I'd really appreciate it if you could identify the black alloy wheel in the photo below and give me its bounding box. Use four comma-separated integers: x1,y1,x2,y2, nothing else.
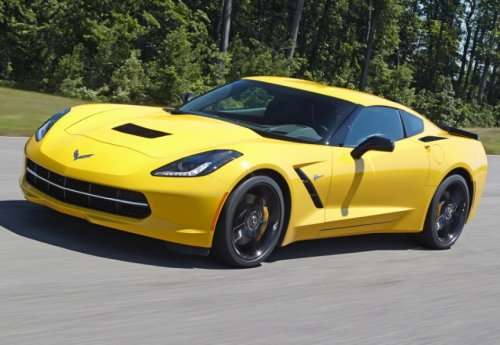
213,175,285,267
419,174,470,249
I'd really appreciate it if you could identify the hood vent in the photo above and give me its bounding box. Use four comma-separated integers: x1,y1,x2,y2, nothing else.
113,123,171,138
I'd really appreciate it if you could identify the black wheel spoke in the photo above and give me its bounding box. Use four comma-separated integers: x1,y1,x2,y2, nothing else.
244,193,257,205
236,209,248,220
232,222,245,232
233,229,243,244
441,191,451,204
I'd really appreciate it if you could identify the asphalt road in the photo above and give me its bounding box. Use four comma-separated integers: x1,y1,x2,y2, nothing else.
1,136,499,345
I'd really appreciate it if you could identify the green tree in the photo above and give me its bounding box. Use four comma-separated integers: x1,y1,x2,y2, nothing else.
0,0,498,125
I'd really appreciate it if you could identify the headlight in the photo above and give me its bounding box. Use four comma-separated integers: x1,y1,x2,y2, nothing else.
35,108,71,141
152,150,242,177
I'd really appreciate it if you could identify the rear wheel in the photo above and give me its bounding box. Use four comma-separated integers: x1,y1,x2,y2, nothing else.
419,174,470,249
213,176,285,267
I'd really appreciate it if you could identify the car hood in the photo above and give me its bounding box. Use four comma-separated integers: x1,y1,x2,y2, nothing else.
65,106,259,158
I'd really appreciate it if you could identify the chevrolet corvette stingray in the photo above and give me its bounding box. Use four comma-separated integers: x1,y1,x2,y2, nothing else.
21,77,488,267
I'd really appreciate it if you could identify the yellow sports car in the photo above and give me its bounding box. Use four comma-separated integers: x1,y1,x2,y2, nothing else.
21,77,488,267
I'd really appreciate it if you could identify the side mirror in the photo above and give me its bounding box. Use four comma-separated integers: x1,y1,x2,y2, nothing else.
179,92,194,105
351,135,395,159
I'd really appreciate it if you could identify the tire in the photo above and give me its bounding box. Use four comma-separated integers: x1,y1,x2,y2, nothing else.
419,174,471,249
213,175,286,267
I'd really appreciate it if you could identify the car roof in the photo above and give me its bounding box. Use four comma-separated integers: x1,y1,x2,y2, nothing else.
244,76,422,117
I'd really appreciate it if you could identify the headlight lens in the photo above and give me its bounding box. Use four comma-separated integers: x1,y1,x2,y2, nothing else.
35,108,71,141
152,150,242,177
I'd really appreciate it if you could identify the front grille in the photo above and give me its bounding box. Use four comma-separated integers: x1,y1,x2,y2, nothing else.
25,159,151,219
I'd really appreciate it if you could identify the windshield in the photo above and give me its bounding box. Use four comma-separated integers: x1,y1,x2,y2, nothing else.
178,80,358,143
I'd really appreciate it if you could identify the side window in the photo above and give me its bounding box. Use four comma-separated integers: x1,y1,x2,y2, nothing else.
401,111,424,137
344,106,404,147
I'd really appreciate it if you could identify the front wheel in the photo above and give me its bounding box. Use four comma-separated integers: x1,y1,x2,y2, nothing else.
213,176,286,267
419,174,470,249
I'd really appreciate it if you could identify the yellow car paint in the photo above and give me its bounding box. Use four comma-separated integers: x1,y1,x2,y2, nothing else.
20,77,488,251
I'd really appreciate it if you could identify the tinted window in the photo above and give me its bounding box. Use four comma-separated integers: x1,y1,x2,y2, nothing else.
401,111,424,137
205,85,273,116
344,106,404,147
179,80,357,143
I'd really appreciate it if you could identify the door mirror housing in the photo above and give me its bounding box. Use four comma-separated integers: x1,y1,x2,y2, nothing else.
351,135,395,159
179,92,194,105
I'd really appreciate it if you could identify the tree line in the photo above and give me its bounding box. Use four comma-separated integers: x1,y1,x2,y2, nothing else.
0,0,499,126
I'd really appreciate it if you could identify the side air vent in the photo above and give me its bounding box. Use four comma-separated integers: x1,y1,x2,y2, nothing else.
113,123,170,138
419,136,447,143
294,168,324,208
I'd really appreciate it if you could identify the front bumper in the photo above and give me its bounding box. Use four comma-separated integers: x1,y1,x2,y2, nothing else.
21,148,231,249
21,177,221,249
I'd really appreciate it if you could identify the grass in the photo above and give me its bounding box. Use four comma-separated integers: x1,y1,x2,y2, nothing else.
468,128,500,155
0,86,499,154
0,87,86,136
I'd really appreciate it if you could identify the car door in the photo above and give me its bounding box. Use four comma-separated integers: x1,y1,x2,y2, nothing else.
322,106,430,237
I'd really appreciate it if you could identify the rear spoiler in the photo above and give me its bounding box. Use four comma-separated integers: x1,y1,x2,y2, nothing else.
437,124,479,140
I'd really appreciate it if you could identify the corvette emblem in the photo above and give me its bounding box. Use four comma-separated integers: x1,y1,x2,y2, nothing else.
73,149,94,161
